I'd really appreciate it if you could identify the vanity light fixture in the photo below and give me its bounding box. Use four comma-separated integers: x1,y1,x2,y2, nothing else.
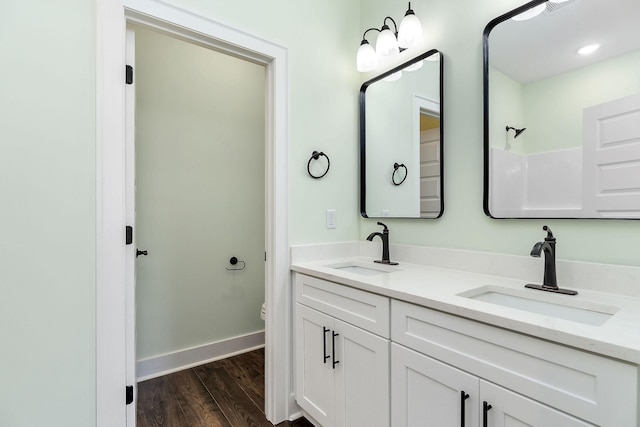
511,3,546,21
376,22,400,62
397,3,423,48
357,2,424,72
578,43,600,55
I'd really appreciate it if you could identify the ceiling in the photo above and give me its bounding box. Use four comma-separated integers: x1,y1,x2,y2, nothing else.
489,0,640,84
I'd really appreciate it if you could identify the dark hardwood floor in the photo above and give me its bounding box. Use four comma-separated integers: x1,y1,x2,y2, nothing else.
137,348,313,427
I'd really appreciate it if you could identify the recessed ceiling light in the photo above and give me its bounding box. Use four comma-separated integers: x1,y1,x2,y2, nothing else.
578,43,600,55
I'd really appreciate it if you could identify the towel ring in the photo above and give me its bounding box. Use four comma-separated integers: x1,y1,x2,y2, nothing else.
392,163,408,186
307,151,330,179
226,256,246,271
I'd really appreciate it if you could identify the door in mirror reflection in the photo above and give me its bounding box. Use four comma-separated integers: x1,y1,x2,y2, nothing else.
419,111,441,217
360,49,444,219
483,0,640,219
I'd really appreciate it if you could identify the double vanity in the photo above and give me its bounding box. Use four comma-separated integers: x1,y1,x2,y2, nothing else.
325,0,640,425
290,243,640,427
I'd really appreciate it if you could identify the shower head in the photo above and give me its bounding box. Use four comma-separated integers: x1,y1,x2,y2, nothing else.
506,126,526,139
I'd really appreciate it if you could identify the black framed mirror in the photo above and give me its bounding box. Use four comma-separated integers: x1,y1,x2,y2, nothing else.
360,49,444,218
483,0,640,219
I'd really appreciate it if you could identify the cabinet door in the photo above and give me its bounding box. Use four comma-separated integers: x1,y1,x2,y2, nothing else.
480,381,595,427
295,304,335,426
391,343,480,427
334,318,390,427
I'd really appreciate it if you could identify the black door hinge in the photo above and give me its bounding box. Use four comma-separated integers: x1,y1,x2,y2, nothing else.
125,226,133,245
126,385,134,405
126,65,133,85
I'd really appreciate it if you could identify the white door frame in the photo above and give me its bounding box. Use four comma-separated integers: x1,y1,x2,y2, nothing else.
96,1,292,426
124,27,136,424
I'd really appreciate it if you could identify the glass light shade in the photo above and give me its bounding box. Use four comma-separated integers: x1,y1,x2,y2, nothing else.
357,41,378,72
376,27,399,62
512,3,546,21
425,52,440,62
404,60,423,72
383,71,402,82
398,13,423,48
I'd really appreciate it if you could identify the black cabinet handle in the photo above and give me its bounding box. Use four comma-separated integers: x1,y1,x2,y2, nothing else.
483,401,492,427
332,331,340,369
460,391,470,427
322,327,330,364
136,249,148,258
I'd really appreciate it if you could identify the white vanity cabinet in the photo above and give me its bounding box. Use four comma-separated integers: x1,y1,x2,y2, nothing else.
392,344,594,426
294,273,390,427
292,270,638,427
391,343,480,426
478,381,594,427
391,300,638,427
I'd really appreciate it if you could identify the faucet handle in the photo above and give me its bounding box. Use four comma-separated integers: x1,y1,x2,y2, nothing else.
542,225,555,242
376,221,389,231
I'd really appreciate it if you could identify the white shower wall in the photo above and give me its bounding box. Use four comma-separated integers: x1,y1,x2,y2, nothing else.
491,147,582,217
525,148,582,213
490,148,525,216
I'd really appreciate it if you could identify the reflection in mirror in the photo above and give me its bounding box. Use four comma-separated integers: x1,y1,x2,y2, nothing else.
484,0,640,219
360,49,443,218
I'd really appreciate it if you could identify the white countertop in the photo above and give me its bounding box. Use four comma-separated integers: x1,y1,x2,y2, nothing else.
291,256,640,364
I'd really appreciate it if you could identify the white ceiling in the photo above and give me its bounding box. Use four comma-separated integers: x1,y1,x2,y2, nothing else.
489,0,640,83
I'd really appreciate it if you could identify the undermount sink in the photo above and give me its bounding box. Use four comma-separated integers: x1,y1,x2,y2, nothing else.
328,261,396,276
459,286,618,326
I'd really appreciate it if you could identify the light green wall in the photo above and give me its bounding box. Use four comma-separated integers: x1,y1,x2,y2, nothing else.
489,67,526,154
0,1,96,426
159,0,363,244
3,1,640,426
2,0,361,425
523,50,640,154
367,79,417,217
490,51,640,155
359,0,640,267
134,27,266,360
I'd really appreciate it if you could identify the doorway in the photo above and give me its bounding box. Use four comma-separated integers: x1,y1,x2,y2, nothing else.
96,2,292,425
419,111,441,218
130,23,267,382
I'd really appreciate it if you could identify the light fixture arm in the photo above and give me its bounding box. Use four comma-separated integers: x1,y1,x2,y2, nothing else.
361,27,381,44
382,16,399,36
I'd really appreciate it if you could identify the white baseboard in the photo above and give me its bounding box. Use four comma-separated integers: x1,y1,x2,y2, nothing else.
287,411,303,421
136,330,265,381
